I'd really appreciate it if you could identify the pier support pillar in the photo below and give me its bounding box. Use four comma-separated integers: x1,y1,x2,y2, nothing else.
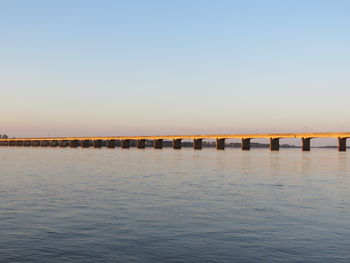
9,141,15,146
193,139,202,150
121,139,130,149
216,138,225,150
270,138,280,151
70,140,78,148
137,139,146,149
338,137,347,152
173,139,182,149
32,141,40,147
107,139,116,148
82,140,90,148
302,138,311,151
94,140,102,148
241,138,251,151
154,139,163,149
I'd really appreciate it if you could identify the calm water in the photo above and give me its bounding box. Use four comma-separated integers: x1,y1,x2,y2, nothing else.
0,147,349,262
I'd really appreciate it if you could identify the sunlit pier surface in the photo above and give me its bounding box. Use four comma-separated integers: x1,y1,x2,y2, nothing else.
0,132,349,152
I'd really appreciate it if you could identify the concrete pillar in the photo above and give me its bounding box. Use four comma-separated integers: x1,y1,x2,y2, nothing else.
338,137,347,152
241,138,251,151
270,138,280,151
302,137,311,151
94,140,102,148
121,139,130,149
9,141,16,146
82,140,90,148
154,139,163,149
137,139,146,149
50,140,59,147
32,141,40,147
4,141,9,146
107,139,116,148
40,141,49,147
216,138,225,150
16,141,24,146
193,139,202,150
173,139,182,149
70,140,78,148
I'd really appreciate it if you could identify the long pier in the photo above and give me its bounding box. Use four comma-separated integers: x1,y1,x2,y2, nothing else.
0,132,349,151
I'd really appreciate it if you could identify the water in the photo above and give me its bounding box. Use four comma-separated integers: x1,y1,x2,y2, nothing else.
0,147,350,262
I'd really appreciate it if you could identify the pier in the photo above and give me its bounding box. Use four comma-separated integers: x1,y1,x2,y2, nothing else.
0,132,349,151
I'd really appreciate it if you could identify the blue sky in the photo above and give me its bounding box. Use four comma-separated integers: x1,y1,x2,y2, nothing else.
1,0,350,138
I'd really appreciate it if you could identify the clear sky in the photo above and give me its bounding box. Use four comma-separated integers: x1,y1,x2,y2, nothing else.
1,0,350,138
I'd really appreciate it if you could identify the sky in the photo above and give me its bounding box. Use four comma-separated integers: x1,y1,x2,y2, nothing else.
1,0,350,140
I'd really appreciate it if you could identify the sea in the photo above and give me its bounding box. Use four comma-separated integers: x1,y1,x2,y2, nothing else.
0,147,349,262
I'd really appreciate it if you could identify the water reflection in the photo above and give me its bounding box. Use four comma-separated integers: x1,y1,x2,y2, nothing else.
0,148,349,262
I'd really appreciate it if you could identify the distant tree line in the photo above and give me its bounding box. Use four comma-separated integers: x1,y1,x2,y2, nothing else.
0,134,8,139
